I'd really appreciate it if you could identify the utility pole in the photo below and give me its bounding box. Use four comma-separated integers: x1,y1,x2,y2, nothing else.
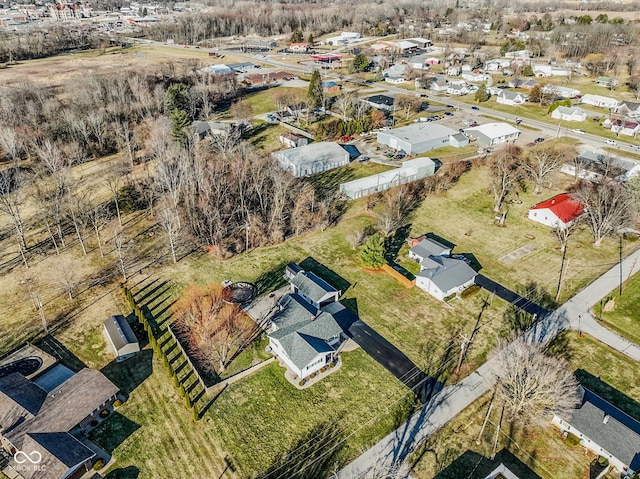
33,294,48,334
555,250,569,303
619,234,624,296
490,404,505,460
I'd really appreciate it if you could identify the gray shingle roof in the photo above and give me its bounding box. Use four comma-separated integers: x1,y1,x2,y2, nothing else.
290,271,338,303
417,256,476,292
565,388,640,470
410,238,450,259
26,432,95,468
6,369,119,446
268,294,344,370
104,315,138,352
0,373,47,431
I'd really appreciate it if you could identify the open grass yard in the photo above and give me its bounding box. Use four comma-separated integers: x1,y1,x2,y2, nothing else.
407,166,639,303
240,87,306,115
409,333,640,479
596,269,640,345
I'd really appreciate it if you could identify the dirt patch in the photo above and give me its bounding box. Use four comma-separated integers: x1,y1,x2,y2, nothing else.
498,242,537,264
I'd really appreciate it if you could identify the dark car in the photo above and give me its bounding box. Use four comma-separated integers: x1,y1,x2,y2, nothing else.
444,112,453,116
446,104,454,108
534,137,545,143
471,106,480,111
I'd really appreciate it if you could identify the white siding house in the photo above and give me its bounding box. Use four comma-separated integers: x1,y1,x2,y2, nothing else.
496,90,527,106
551,106,587,122
580,94,619,109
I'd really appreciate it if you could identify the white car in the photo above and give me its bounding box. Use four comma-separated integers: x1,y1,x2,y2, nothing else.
605,139,617,145
571,129,586,135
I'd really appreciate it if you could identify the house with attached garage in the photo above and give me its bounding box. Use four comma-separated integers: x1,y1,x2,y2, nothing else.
446,83,470,95
615,100,640,118
551,106,587,122
0,365,119,479
408,236,477,301
267,263,350,381
528,193,584,230
580,94,619,109
552,387,640,475
496,90,527,106
610,119,640,137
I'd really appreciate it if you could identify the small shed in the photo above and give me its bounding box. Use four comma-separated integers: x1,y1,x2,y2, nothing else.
103,315,140,362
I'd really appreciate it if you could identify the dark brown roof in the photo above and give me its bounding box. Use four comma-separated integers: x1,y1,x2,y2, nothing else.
6,369,119,446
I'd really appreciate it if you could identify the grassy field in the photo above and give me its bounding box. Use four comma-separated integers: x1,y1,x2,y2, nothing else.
596,269,640,345
409,333,640,479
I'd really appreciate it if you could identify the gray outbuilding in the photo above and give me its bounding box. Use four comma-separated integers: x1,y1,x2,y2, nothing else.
377,124,457,154
103,315,140,362
272,142,349,177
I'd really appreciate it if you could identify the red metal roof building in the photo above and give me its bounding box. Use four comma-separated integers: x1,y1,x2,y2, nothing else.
528,193,584,229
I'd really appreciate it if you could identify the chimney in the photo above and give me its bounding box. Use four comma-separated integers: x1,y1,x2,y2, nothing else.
551,198,556,204
310,315,316,321
603,414,610,424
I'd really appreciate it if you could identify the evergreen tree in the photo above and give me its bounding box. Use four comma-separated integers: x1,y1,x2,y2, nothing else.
475,83,489,102
350,52,369,73
290,30,303,43
179,384,186,398
192,405,199,422
522,64,534,77
307,69,324,109
360,233,386,269
307,33,314,45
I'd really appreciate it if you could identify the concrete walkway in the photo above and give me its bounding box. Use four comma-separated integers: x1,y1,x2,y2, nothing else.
338,248,640,478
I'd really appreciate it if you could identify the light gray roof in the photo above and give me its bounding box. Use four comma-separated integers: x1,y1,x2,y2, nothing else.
554,106,584,116
410,238,450,259
499,90,525,100
451,132,468,142
104,315,138,351
274,142,347,167
564,388,640,470
290,271,338,303
465,122,521,140
381,123,457,144
417,256,477,292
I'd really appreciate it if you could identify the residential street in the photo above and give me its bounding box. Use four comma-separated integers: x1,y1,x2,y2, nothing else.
337,248,640,478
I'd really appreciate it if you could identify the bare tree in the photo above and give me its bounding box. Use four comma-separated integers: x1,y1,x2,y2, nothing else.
113,226,127,281
158,201,180,263
333,92,354,121
489,145,522,213
495,337,580,424
521,144,568,195
0,168,28,264
172,283,257,373
52,255,80,300
572,181,633,246
104,160,129,227
0,125,22,165
395,94,421,120
87,200,109,257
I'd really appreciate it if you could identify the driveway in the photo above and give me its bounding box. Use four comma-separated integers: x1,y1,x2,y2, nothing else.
475,274,549,318
334,307,439,404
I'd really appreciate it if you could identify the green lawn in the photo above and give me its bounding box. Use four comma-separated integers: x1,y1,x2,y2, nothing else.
240,87,304,115
409,333,640,479
596,268,640,345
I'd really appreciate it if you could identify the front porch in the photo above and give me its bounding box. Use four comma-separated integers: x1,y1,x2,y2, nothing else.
280,356,342,389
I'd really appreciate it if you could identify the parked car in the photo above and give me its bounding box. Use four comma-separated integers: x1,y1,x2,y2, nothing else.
358,156,370,162
471,106,480,111
469,121,479,127
445,112,454,116
605,139,617,145
572,129,586,135
340,135,353,142
534,137,545,143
